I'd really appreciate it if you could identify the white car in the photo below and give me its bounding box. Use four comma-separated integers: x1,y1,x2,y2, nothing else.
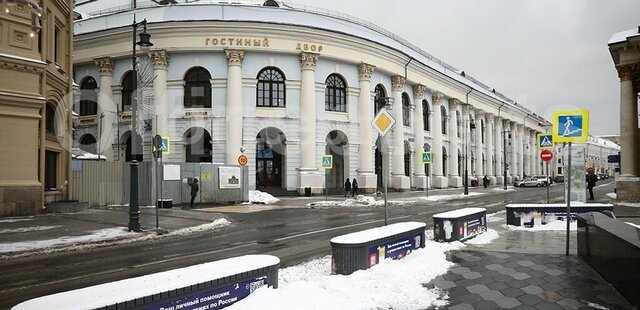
514,176,546,187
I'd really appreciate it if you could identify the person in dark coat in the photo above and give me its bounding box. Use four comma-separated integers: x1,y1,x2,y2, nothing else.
351,178,358,197
189,178,199,208
344,178,351,197
483,175,489,188
586,168,597,200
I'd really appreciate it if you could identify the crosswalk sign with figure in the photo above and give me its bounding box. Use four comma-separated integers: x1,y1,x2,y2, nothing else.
321,155,333,169
552,109,589,143
421,151,432,164
537,133,553,150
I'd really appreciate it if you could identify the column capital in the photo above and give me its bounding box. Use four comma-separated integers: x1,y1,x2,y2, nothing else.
616,64,637,81
475,109,485,118
391,75,405,92
149,49,170,69
225,49,245,66
432,91,444,105
449,98,460,109
299,52,319,70
412,84,428,99
94,57,114,75
357,63,375,81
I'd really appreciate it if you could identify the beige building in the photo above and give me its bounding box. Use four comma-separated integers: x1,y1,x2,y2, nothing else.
0,0,75,216
609,27,640,203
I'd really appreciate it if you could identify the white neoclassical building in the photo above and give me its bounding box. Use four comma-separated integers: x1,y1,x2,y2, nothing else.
552,136,620,178
72,1,548,194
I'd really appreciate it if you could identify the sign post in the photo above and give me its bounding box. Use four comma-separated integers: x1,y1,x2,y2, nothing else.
540,149,553,203
552,109,589,255
421,151,432,198
321,155,333,201
372,108,396,226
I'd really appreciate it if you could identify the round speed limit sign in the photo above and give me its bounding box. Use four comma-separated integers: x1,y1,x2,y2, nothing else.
238,154,248,166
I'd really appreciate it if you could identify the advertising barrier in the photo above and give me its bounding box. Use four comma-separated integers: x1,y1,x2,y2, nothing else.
432,208,487,242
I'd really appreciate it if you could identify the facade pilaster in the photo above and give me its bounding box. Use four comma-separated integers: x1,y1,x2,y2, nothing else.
495,116,504,184
390,75,409,190
356,63,377,193
297,52,323,194
615,64,640,202
474,110,484,178
94,57,115,160
486,113,495,184
448,99,462,187
412,84,428,189
225,49,245,165
150,50,169,137
431,92,448,188
510,121,518,180
523,128,531,177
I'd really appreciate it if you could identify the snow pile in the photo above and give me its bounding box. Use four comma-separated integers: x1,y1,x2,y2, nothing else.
486,211,506,223
420,192,484,201
0,225,61,234
249,190,280,204
626,222,640,229
606,192,616,199
307,195,382,208
464,229,499,245
0,219,231,256
0,217,33,223
493,187,516,191
506,220,577,231
230,240,465,310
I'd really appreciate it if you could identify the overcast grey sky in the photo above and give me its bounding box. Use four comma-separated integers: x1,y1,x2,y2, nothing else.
287,0,639,135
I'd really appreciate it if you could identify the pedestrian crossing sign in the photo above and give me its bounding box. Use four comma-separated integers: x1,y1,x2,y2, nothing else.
537,133,553,150
552,109,589,143
421,151,432,164
321,155,333,169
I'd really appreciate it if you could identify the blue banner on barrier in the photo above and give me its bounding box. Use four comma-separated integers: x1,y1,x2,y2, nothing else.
147,276,267,310
367,234,421,267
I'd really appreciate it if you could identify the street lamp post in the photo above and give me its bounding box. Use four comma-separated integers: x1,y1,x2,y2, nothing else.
128,18,153,232
464,117,476,195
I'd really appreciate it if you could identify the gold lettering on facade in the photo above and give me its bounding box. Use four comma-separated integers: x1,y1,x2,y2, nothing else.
220,38,226,45
253,39,261,47
228,38,234,45
205,38,210,45
295,42,323,53
263,38,269,47
245,39,252,46
205,37,270,47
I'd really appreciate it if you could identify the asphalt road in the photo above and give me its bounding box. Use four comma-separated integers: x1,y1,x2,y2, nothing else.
0,180,617,309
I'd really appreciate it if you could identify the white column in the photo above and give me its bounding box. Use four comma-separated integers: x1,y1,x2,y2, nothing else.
224,50,245,165
510,121,518,180
150,50,169,136
356,63,377,193
448,99,462,187
431,92,448,188
474,110,484,179
390,75,409,190
618,66,639,177
530,130,537,175
518,125,525,178
523,128,531,176
412,84,427,189
486,113,495,184
495,116,504,184
94,57,115,160
298,52,323,194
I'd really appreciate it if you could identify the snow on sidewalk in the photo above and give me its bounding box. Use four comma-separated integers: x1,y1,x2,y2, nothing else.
247,190,280,205
505,220,577,231
0,218,231,256
230,239,465,310
418,192,485,202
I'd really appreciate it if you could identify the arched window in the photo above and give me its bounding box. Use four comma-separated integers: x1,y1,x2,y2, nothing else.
79,134,97,154
442,146,448,176
185,127,212,163
79,77,97,116
256,67,286,107
402,92,410,126
121,71,134,111
45,103,56,135
374,84,386,116
325,74,347,112
440,105,447,135
423,100,429,131
481,119,486,143
184,67,212,108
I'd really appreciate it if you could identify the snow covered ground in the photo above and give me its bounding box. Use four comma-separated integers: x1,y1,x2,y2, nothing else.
418,192,485,201
0,219,231,256
493,187,516,191
230,239,465,310
248,190,280,204
606,192,616,199
505,220,577,231
486,210,506,223
464,229,500,245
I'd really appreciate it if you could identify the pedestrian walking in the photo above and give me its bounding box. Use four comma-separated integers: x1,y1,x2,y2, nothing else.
344,178,351,197
586,168,597,200
483,175,489,188
351,178,358,197
189,178,199,208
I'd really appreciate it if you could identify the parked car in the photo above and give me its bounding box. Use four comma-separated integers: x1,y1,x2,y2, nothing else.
597,173,608,180
514,176,547,187
531,175,551,186
553,175,565,183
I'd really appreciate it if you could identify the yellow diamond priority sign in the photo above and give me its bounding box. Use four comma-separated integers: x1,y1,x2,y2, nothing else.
372,108,396,136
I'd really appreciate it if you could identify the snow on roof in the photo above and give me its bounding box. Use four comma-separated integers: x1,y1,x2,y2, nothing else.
330,222,426,245
433,207,486,219
13,254,280,310
609,27,640,45
73,1,542,121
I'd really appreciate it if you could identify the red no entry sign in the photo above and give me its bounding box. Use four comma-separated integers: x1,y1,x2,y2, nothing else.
540,149,553,162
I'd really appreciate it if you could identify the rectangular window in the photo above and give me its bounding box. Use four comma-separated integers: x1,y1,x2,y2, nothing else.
54,26,60,63
45,151,58,191
557,167,562,175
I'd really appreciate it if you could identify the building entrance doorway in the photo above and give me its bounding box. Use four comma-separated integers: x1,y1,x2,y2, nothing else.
256,127,286,188
325,130,348,190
